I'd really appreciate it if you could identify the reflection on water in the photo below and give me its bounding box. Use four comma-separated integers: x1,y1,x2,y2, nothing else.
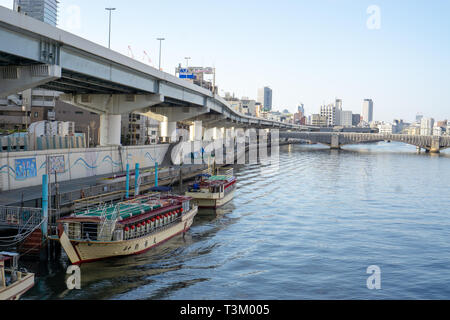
22,142,450,299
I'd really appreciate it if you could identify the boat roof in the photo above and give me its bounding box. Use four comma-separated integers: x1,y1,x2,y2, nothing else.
0,251,18,262
208,175,233,181
63,194,190,222
72,202,155,221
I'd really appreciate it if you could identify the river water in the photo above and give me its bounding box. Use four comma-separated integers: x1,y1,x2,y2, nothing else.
23,142,450,299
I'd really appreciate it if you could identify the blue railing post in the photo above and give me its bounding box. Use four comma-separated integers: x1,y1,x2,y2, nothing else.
155,162,158,187
42,174,48,239
134,163,140,197
125,163,130,198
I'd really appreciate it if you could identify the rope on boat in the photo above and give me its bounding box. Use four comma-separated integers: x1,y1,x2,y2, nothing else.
0,217,48,247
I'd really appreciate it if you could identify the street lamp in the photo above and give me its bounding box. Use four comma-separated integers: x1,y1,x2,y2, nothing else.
157,38,165,71
105,8,116,49
184,57,191,68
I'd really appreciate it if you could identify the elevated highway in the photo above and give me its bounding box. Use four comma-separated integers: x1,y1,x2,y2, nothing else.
0,6,315,146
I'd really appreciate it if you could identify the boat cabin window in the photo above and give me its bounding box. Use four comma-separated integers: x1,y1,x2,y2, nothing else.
82,223,98,240
182,200,190,212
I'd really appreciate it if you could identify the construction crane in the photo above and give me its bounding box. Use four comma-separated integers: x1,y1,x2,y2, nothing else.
142,50,152,66
127,45,135,59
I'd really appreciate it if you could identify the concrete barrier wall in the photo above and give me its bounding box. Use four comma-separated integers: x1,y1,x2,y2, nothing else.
0,144,169,191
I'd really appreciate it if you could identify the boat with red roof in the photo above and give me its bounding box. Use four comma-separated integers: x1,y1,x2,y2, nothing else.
49,192,197,264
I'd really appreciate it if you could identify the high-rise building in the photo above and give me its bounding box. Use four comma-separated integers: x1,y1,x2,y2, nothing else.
14,0,59,26
298,103,305,114
362,99,374,123
420,118,434,136
340,111,353,127
352,114,361,126
241,99,256,116
320,104,338,127
257,87,272,111
311,114,327,127
121,113,160,145
335,99,343,110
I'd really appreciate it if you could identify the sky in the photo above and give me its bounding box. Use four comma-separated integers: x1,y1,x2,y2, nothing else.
2,0,450,122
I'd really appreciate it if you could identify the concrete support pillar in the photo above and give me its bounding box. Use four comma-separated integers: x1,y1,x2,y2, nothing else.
203,127,216,141
100,114,121,146
430,136,441,153
189,121,203,141
330,134,341,149
160,120,177,143
212,127,219,140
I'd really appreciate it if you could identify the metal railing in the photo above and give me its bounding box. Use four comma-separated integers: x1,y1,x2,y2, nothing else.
0,206,42,230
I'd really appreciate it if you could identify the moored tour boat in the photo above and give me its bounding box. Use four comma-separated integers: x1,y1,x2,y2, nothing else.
185,168,237,208
49,193,197,265
0,252,35,300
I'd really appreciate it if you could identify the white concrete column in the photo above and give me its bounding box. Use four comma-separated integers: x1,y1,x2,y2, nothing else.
168,121,177,142
160,120,178,143
205,127,217,141
190,121,203,141
100,114,121,146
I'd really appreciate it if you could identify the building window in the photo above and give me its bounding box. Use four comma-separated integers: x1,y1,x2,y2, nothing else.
75,111,84,115
34,112,39,118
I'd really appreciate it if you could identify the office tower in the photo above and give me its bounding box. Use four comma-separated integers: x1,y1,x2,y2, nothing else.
335,99,343,110
352,114,361,126
320,104,338,127
420,118,434,136
362,99,374,123
257,87,273,111
14,0,59,26
340,111,353,127
311,114,327,127
298,103,305,114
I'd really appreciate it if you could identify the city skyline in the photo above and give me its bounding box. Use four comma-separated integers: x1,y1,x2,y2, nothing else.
0,0,449,122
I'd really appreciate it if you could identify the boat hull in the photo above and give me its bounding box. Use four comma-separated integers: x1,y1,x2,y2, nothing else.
0,273,34,300
187,189,235,208
54,207,197,265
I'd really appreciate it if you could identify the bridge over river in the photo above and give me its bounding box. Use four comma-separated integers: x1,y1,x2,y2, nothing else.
280,132,450,153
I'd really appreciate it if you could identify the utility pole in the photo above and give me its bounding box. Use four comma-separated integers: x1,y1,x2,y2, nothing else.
105,8,116,49
184,57,191,68
157,38,165,71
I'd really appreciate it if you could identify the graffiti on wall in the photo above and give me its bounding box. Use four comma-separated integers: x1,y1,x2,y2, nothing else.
15,158,37,180
48,155,65,174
